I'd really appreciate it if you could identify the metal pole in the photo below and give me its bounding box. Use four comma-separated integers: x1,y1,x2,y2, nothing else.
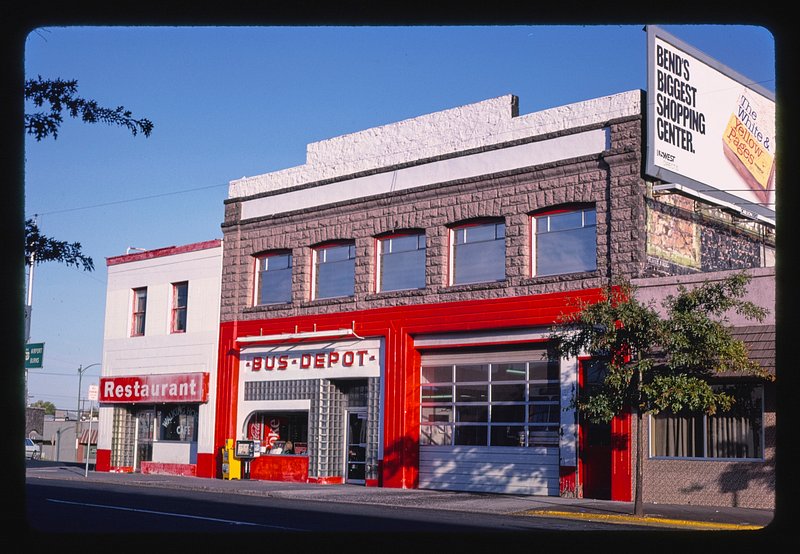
76,364,83,461
84,400,92,477
25,250,35,406
75,363,100,461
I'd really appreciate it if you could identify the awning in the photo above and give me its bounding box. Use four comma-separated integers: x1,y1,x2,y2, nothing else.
79,429,98,445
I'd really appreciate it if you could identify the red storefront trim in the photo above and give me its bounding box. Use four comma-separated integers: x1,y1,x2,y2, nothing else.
141,462,197,477
215,288,612,490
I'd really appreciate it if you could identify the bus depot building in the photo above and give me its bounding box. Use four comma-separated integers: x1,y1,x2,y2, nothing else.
212,83,775,506
95,240,223,477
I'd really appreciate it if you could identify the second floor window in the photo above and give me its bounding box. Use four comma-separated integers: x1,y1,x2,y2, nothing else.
255,252,293,305
171,281,188,333
377,232,426,292
532,207,597,277
450,221,505,285
314,242,356,300
131,287,147,336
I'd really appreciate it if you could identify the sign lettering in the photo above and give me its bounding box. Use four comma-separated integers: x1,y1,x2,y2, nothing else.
99,372,209,403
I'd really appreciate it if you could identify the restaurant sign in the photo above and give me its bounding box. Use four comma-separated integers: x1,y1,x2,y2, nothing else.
99,372,209,403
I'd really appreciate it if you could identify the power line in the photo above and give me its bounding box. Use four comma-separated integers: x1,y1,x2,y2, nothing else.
26,181,228,219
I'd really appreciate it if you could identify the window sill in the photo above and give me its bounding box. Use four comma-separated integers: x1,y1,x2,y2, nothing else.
648,455,765,462
244,302,293,315
446,280,506,293
301,296,356,308
523,269,600,285
366,288,427,301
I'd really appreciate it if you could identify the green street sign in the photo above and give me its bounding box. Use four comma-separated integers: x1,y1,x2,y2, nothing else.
25,343,44,369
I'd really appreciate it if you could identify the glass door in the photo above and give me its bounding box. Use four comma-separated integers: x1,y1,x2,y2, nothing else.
135,408,155,472
346,409,367,484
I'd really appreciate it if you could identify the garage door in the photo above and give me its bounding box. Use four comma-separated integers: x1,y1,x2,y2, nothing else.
418,346,562,495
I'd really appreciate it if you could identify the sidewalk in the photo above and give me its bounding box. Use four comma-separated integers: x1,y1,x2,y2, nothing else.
26,461,775,531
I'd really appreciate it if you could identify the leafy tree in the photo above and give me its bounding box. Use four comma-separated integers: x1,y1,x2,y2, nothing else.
31,400,56,415
24,76,154,141
25,218,93,271
549,272,772,516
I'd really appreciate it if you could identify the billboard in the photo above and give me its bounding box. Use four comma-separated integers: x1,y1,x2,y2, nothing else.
645,26,776,224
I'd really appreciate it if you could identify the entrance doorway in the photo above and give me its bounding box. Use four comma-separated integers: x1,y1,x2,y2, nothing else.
579,359,611,499
346,409,367,484
135,408,155,471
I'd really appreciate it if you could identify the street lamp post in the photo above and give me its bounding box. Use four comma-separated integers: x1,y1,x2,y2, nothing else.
76,363,101,461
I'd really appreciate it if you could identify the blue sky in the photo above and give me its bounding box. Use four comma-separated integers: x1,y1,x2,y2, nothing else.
23,25,776,411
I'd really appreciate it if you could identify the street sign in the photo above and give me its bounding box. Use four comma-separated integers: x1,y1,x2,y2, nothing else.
25,342,45,369
88,384,99,402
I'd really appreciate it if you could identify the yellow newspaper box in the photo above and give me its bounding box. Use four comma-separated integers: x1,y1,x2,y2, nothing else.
221,438,241,480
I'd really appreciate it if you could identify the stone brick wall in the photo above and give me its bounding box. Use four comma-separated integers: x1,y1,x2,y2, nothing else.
640,389,776,510
220,118,647,323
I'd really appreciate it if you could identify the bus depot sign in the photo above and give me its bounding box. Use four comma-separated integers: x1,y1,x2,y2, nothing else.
241,338,383,381
645,25,776,224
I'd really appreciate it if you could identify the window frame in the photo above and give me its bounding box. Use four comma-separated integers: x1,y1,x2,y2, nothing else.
448,219,506,286
312,241,357,300
531,205,597,277
649,383,765,461
170,281,188,334
253,250,293,306
420,354,561,448
375,231,426,293
131,287,147,337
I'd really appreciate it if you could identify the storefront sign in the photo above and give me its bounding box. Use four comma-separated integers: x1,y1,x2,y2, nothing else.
241,339,383,381
99,372,209,403
645,25,776,223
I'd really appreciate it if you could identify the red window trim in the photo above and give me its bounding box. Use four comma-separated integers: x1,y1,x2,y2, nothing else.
311,240,356,301
171,281,188,334
530,203,595,218
131,287,147,337
374,230,426,293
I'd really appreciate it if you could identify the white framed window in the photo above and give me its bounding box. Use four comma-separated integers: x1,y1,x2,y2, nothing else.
376,232,426,292
254,251,293,305
313,242,356,300
532,207,597,277
131,287,147,337
650,384,764,460
171,281,188,333
420,350,560,448
450,220,505,285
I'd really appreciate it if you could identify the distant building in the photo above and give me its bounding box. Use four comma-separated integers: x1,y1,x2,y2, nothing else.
95,240,222,477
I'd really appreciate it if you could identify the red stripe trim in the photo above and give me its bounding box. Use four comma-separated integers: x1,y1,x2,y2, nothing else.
107,239,222,266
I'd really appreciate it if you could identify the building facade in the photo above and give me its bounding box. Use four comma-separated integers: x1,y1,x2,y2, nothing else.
212,91,775,507
95,240,222,477
633,268,775,509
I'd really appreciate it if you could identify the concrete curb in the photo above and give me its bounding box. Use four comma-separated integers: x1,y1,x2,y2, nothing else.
519,510,766,531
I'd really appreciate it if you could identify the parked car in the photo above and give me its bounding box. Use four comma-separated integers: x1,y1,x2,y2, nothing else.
25,438,41,460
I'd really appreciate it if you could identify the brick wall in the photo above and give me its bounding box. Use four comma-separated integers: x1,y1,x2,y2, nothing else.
220,118,647,323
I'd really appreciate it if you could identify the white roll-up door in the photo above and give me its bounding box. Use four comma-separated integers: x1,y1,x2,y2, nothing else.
418,345,562,495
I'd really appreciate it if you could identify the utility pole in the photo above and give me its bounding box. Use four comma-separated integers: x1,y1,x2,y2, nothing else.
25,246,35,406
76,363,100,462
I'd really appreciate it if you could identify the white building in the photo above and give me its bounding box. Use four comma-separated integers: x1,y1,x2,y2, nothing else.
96,240,222,476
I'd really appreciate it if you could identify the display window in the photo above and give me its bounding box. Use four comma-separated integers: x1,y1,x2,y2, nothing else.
246,411,309,455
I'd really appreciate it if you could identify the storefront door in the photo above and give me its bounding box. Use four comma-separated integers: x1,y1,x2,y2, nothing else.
579,359,611,499
135,408,155,471
346,409,367,484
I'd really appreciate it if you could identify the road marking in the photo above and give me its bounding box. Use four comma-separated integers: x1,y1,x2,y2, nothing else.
47,498,305,531
520,509,765,531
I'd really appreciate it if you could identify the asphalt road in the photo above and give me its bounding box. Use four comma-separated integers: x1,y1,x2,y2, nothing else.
28,477,651,535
